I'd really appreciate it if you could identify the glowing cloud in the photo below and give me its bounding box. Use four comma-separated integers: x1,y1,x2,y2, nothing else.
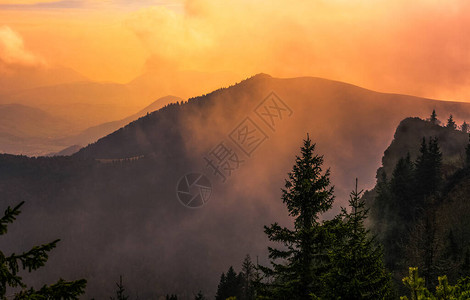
125,0,470,101
0,25,45,66
125,5,213,70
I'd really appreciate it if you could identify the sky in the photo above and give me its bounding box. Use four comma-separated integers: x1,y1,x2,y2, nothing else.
1,0,470,101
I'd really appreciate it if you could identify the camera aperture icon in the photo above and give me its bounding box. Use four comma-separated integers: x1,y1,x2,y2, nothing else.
176,173,212,208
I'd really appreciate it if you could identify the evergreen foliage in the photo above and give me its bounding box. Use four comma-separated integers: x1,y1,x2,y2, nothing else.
415,137,442,201
376,136,443,266
110,276,129,300
240,255,255,300
259,135,334,299
215,266,242,300
390,154,416,220
257,136,390,299
323,180,392,299
367,118,470,294
429,110,439,125
447,115,457,130
0,201,87,299
461,121,469,134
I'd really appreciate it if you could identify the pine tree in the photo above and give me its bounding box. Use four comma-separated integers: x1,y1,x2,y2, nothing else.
259,135,334,299
225,266,241,299
415,137,442,201
0,201,87,299
371,171,392,238
427,137,443,193
252,256,264,299
429,110,439,125
110,276,129,300
447,115,457,130
381,154,416,271
461,121,469,133
240,255,255,300
324,179,392,299
215,273,227,300
414,137,429,200
215,266,242,300
390,154,416,220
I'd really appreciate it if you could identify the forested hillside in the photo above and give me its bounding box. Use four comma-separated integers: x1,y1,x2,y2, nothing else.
365,113,470,294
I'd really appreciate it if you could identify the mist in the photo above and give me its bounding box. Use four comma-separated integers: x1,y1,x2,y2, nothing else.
3,75,470,298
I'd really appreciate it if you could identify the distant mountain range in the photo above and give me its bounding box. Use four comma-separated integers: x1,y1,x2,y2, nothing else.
0,65,88,94
4,81,139,128
0,103,72,138
0,65,239,155
53,95,182,154
0,67,240,130
2,74,470,298
0,96,180,156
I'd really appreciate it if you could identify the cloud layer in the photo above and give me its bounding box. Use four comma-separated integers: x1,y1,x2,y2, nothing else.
126,0,470,101
1,0,470,101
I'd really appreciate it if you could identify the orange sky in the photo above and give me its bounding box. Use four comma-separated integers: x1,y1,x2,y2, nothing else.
1,0,470,101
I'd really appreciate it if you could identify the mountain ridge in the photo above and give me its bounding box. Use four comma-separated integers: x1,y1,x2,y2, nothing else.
54,95,181,152
75,74,470,161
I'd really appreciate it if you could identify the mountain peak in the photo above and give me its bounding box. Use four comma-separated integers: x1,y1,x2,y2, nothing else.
251,73,272,79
